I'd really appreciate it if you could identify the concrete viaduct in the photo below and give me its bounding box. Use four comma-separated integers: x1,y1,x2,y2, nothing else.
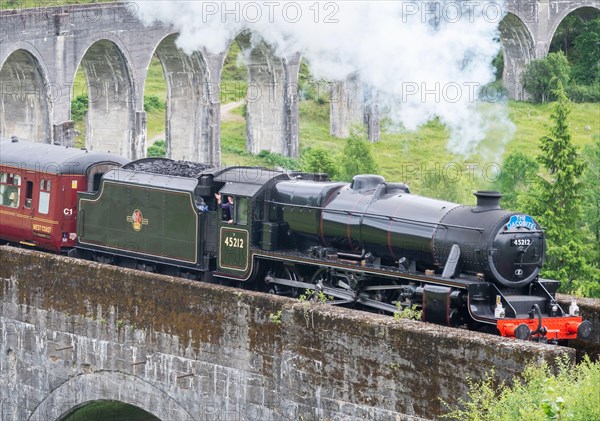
0,1,599,163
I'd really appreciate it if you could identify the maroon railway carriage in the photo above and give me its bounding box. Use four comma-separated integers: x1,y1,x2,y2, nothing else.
0,139,129,252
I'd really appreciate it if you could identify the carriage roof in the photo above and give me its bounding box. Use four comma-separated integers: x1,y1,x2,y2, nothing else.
0,140,129,175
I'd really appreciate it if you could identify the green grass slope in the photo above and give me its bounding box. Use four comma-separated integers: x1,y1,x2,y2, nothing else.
220,99,598,196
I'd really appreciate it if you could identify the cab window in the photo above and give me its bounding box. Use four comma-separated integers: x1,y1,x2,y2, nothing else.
254,200,264,221
38,179,51,214
0,172,21,208
236,197,248,226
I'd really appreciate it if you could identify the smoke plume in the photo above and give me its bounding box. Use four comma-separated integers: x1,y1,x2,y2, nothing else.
135,0,514,157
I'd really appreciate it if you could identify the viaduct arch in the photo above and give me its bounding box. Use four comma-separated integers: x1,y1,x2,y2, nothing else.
28,372,191,421
77,37,136,158
230,31,300,157
499,2,600,100
0,47,51,144
0,3,299,161
153,33,211,162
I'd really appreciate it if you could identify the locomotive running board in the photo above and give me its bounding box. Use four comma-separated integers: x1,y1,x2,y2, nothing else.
265,275,399,314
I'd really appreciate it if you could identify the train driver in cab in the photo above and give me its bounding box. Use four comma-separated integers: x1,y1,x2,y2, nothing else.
215,193,234,224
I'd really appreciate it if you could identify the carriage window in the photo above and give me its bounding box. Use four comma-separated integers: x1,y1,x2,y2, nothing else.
236,197,248,226
38,179,51,214
25,181,33,209
38,192,50,214
0,172,21,208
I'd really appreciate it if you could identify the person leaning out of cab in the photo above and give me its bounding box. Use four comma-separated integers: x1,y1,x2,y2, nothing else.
215,193,234,224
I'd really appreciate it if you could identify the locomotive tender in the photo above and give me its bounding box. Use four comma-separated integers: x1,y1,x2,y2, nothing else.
0,140,592,342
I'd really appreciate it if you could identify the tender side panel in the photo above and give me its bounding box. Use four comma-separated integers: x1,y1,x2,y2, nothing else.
78,182,199,263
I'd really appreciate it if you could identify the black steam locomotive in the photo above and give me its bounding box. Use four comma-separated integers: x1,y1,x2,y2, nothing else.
0,140,591,342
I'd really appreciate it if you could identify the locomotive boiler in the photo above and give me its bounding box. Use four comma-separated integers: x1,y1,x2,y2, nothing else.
272,175,545,288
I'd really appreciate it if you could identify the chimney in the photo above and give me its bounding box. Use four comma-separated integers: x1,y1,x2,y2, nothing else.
473,191,502,212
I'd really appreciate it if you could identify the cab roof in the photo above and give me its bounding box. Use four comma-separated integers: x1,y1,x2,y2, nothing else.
0,140,129,175
215,166,290,197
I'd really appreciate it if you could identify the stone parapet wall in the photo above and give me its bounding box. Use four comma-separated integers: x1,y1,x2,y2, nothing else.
0,247,574,420
557,294,600,360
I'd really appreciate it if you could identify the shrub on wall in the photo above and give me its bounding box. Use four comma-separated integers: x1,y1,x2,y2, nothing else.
442,356,600,421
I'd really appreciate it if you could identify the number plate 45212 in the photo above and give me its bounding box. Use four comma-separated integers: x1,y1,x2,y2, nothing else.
511,238,532,247
224,236,245,248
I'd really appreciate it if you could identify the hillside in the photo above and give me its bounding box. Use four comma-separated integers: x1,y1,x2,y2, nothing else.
219,99,598,199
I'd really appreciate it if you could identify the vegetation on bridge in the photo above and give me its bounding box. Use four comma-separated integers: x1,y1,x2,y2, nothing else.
0,0,113,9
443,355,600,421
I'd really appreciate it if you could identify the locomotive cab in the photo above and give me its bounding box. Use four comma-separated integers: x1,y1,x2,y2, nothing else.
212,167,290,278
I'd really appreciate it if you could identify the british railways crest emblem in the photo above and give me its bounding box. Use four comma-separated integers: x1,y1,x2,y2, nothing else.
126,209,149,232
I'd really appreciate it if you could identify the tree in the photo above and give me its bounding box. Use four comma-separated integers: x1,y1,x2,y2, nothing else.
300,147,339,179
339,128,379,181
256,150,299,170
521,52,570,103
419,168,476,204
493,152,539,210
522,82,598,294
582,137,600,269
571,18,600,85
70,94,88,121
143,95,165,112
147,140,166,157
492,50,504,81
549,15,582,59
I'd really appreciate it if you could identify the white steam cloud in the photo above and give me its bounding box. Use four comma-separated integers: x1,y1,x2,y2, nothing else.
135,0,515,157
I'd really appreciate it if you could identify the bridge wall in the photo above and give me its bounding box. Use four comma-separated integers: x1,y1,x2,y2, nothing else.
0,247,575,420
557,294,600,360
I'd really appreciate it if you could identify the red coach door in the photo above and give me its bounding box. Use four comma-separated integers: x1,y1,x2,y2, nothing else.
60,176,80,246
0,171,23,242
32,177,56,249
20,174,36,243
